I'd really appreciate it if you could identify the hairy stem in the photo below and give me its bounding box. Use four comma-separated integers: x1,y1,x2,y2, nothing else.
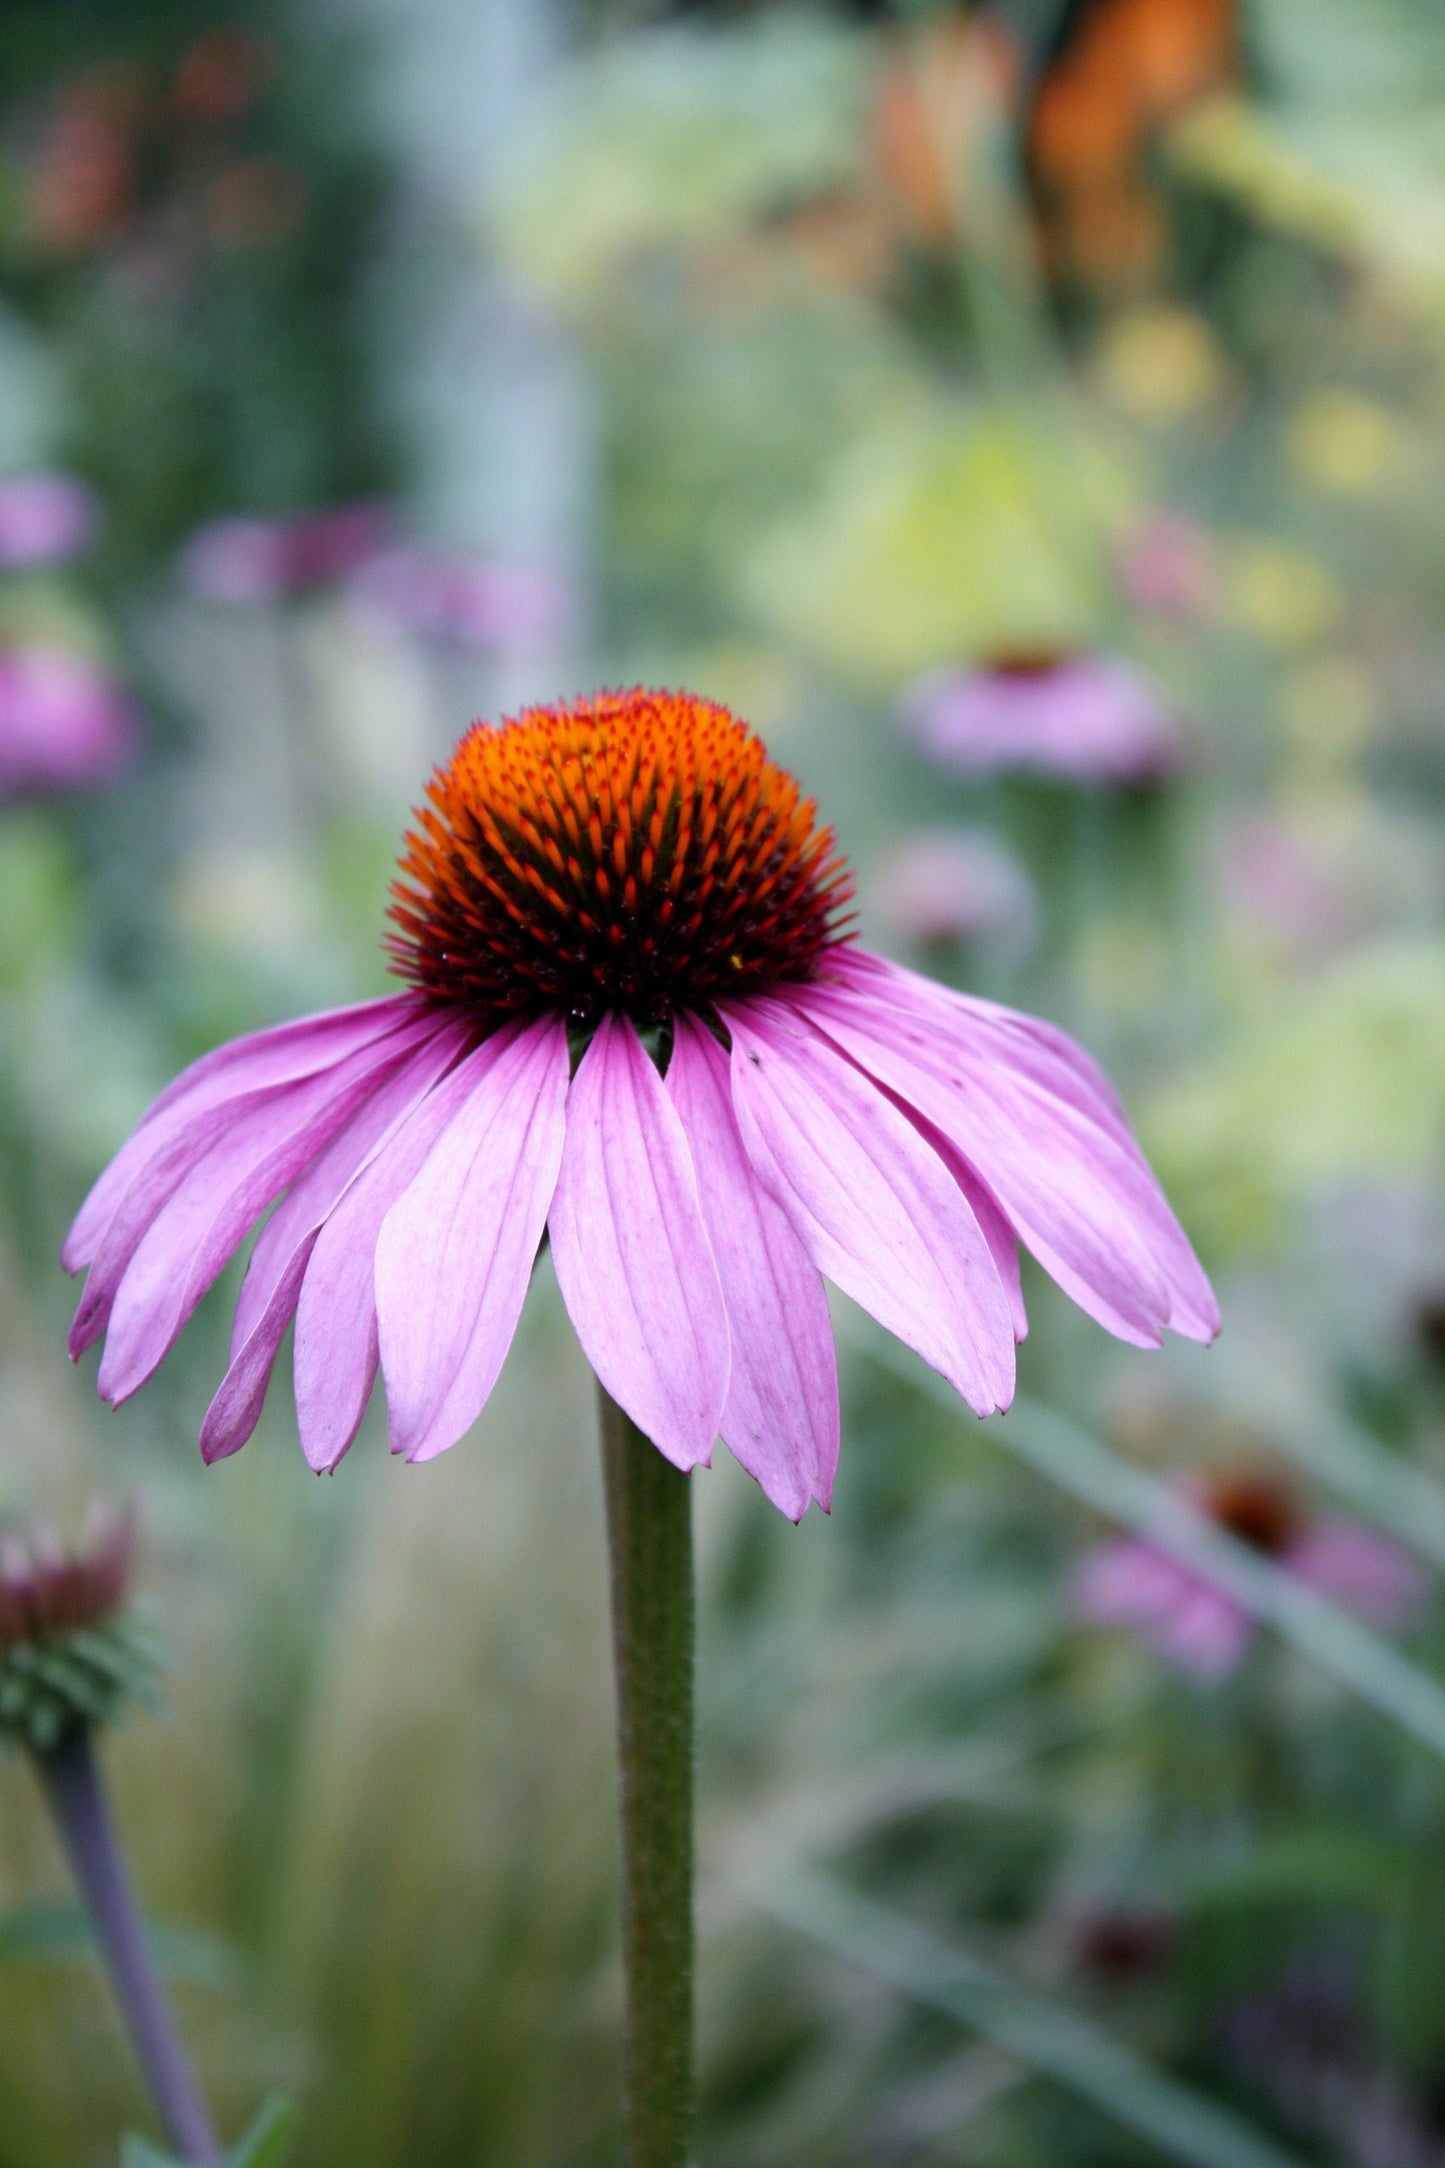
36,1729,221,2165
597,1383,695,2168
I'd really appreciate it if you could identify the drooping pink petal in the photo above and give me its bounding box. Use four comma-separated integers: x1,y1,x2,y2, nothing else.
796,967,1180,1347
291,1035,519,1472
667,1013,838,1519
93,1022,437,1405
232,1022,471,1351
722,998,1015,1418
198,1024,473,1464
375,1015,569,1463
71,1010,439,1362
930,1132,1027,1344
549,1013,729,1471
63,993,423,1272
824,951,1218,1341
199,1237,317,1465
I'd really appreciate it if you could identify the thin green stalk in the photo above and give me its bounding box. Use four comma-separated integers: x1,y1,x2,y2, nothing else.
597,1384,695,2168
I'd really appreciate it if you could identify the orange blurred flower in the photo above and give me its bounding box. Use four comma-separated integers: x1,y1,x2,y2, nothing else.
1027,0,1240,289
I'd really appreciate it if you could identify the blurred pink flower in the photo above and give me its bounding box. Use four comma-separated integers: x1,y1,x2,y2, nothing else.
347,545,570,651
904,653,1186,787
0,646,134,797
1217,815,1352,957
0,472,98,569
1073,1472,1425,1681
179,501,391,604
875,827,1037,957
63,689,1215,1520
1115,511,1220,624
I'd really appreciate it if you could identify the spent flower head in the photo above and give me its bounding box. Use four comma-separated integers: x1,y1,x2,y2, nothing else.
0,1505,158,1753
66,687,1216,1517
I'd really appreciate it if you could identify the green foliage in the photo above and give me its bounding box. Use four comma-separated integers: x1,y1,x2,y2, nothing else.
0,1616,162,1758
494,14,865,306
121,2095,296,2168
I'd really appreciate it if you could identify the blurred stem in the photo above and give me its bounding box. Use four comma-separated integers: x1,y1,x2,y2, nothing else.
597,1384,695,2168
34,1728,221,2166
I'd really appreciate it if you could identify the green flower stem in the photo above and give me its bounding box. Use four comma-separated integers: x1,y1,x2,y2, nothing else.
35,1728,221,2165
597,1384,695,2168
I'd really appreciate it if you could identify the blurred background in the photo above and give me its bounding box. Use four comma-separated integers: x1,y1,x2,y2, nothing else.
2,0,1444,2162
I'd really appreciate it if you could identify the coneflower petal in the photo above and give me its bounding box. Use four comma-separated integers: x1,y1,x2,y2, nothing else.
63,993,420,1273
376,1014,569,1464
292,1035,518,1472
798,970,1182,1346
200,1237,317,1465
94,1021,437,1405
549,1013,729,1471
199,1024,473,1465
824,953,1218,1341
667,1012,838,1519
723,999,1015,1418
232,1022,471,1353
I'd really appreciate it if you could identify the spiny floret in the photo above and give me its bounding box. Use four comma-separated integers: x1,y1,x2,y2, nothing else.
387,687,854,1025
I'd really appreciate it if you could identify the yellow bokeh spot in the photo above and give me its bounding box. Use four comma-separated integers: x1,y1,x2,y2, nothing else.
1225,539,1341,647
1075,913,1171,1021
1286,390,1411,496
1277,655,1378,762
1094,306,1227,424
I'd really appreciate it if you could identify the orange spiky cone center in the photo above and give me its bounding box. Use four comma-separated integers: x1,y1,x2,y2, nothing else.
387,687,854,1028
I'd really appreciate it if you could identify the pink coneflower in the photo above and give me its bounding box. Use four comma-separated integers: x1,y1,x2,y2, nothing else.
179,501,390,605
0,645,134,797
347,544,570,651
904,652,1186,787
874,826,1038,959
1073,1470,1424,1681
65,688,1215,1519
0,471,98,569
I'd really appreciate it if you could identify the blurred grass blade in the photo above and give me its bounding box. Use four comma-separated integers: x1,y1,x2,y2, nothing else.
744,1864,1317,2168
854,1329,1445,1762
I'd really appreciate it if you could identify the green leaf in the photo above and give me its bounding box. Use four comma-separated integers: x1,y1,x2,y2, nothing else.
120,2139,179,2168
0,1901,241,1990
226,2097,299,2168
119,2097,296,2168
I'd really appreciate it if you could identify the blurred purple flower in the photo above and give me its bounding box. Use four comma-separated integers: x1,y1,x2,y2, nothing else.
179,501,391,604
904,653,1186,788
0,472,99,570
875,827,1037,958
0,645,135,797
1073,1471,1425,1681
347,545,570,651
1115,511,1220,624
